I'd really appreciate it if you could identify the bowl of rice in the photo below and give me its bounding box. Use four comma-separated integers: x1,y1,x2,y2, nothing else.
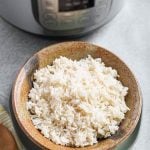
11,41,142,150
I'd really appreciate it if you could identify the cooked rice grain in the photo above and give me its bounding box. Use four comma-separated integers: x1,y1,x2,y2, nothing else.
27,55,129,147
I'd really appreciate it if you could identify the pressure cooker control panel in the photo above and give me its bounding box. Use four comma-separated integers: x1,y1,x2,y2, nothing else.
37,0,111,30
59,0,95,12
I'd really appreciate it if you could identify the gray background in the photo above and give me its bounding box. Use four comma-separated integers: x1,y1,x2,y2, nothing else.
0,0,149,149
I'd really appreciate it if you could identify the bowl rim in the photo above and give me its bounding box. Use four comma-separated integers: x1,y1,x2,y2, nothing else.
11,41,142,149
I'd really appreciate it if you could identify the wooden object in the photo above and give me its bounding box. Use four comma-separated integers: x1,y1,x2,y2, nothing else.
11,41,142,150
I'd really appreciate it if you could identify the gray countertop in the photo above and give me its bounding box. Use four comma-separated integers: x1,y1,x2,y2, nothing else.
0,0,150,149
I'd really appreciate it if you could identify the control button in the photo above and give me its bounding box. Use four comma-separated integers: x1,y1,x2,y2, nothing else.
61,19,74,25
44,21,57,27
43,18,57,28
76,10,93,27
59,17,74,26
45,7,54,12
62,13,73,17
42,12,57,27
78,16,92,26
43,13,57,20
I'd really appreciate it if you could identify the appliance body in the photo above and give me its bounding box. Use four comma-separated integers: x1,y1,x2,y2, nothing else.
0,0,124,36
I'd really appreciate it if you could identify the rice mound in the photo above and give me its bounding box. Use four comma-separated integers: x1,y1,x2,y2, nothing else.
27,55,129,147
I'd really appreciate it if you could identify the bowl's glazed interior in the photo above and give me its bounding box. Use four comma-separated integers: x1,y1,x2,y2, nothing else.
12,41,142,150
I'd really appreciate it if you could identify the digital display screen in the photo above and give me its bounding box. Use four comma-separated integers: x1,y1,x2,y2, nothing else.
59,0,95,12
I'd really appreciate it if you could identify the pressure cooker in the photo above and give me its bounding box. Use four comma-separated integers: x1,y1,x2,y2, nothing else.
0,0,124,36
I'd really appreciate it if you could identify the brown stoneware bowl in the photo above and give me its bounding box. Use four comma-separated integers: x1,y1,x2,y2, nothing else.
11,41,142,150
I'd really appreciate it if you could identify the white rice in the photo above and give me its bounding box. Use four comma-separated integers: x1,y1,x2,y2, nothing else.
26,55,129,147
